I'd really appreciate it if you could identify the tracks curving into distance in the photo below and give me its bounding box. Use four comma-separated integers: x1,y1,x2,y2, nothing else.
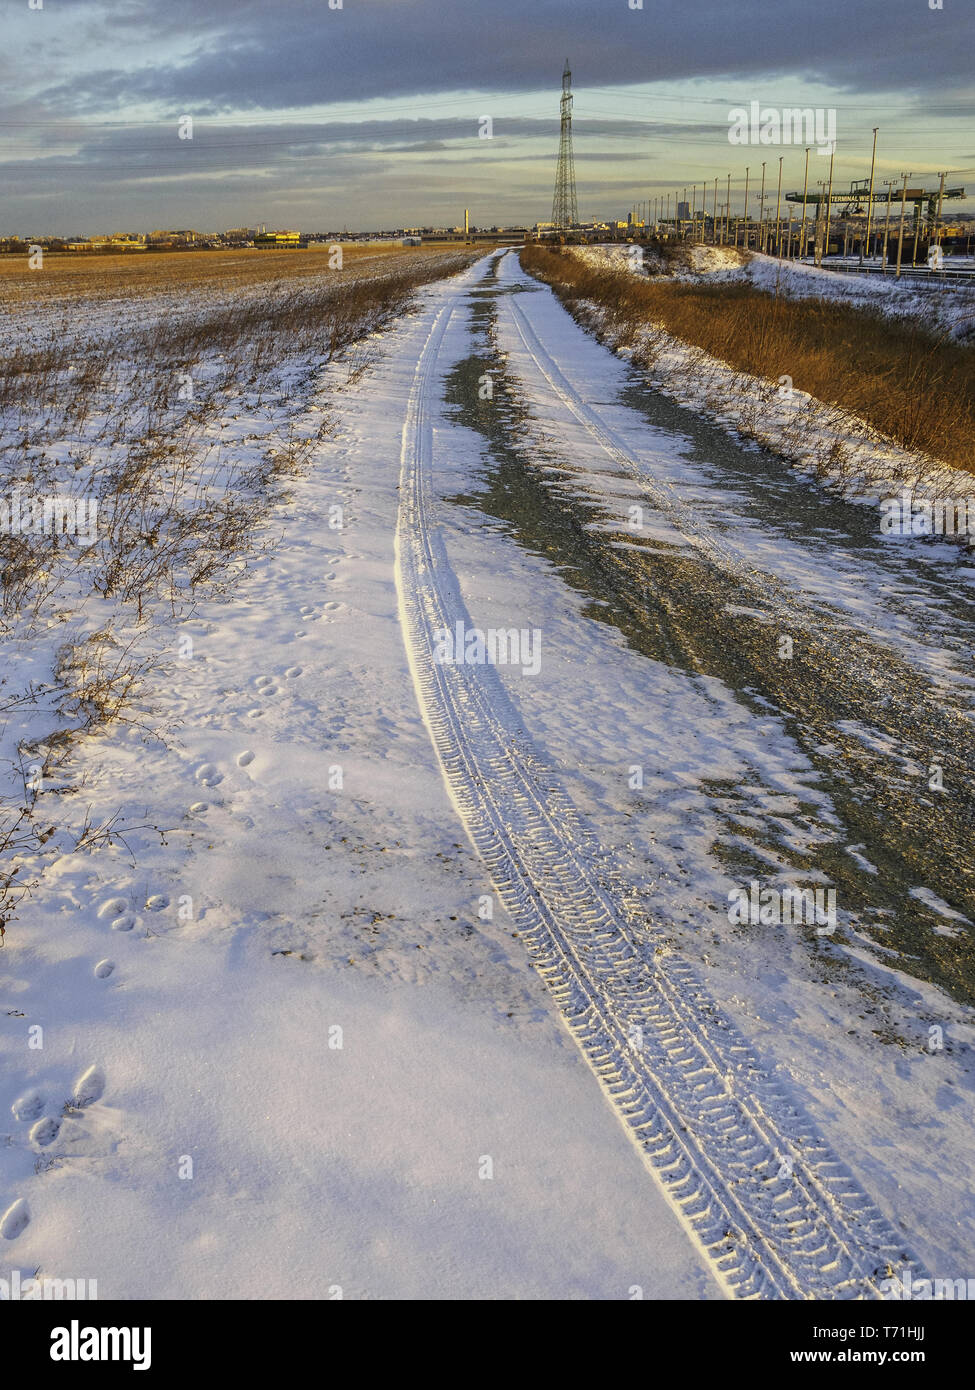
394,272,928,1299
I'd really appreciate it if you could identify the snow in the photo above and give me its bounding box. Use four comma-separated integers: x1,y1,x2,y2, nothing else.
687,245,749,275
6,947,715,1299
574,242,975,340
740,253,975,341
563,249,975,525
4,248,975,1298
488,252,975,1279
0,257,719,1299
573,244,648,276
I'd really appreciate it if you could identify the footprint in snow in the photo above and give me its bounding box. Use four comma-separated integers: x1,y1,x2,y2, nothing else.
97,896,129,921
188,802,208,815
285,666,303,679
194,762,223,787
110,913,136,932
0,1199,30,1241
93,959,115,979
30,1116,61,1148
72,1065,106,1108
146,894,170,911
237,750,255,768
11,1090,44,1122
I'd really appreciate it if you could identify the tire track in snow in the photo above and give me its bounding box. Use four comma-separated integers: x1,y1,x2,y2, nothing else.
501,269,975,721
394,283,929,1299
498,269,975,992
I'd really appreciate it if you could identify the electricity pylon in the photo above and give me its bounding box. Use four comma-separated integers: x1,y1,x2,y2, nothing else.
551,60,578,230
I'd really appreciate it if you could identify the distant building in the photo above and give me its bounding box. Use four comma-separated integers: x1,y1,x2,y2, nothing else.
253,229,305,248
66,234,144,251
147,229,199,246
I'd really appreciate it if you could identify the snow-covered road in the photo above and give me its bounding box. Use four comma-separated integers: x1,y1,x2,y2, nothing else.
3,251,974,1299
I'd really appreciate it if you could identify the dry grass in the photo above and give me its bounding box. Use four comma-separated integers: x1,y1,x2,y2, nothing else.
0,247,476,934
1,250,476,628
0,243,468,313
522,243,975,473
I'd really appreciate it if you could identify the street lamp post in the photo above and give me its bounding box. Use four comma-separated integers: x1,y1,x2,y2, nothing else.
741,167,749,249
881,180,893,272
799,147,810,261
895,172,910,279
862,127,878,265
774,155,783,257
824,146,835,263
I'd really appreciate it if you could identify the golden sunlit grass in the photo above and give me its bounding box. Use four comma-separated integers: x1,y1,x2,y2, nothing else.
1,247,478,628
0,242,470,312
522,243,975,474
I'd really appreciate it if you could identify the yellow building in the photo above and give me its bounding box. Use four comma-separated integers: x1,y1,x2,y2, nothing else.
254,229,303,247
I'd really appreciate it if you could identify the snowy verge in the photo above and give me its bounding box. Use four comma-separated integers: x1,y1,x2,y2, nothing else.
564,294,975,530
573,243,975,340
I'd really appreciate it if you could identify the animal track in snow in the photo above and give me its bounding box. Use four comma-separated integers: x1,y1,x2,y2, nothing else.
95,894,137,932
97,896,128,921
146,894,170,911
285,666,303,679
194,762,223,787
188,801,208,815
93,959,115,979
237,750,255,768
29,1116,60,1147
71,1065,106,1108
0,1199,30,1240
11,1091,44,1122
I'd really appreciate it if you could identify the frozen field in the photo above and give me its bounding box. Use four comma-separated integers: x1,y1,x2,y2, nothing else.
2,251,974,1299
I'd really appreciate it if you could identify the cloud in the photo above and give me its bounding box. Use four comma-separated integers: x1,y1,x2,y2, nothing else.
24,0,975,117
4,0,972,232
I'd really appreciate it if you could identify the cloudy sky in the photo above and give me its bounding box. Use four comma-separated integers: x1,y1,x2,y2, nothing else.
5,0,974,235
